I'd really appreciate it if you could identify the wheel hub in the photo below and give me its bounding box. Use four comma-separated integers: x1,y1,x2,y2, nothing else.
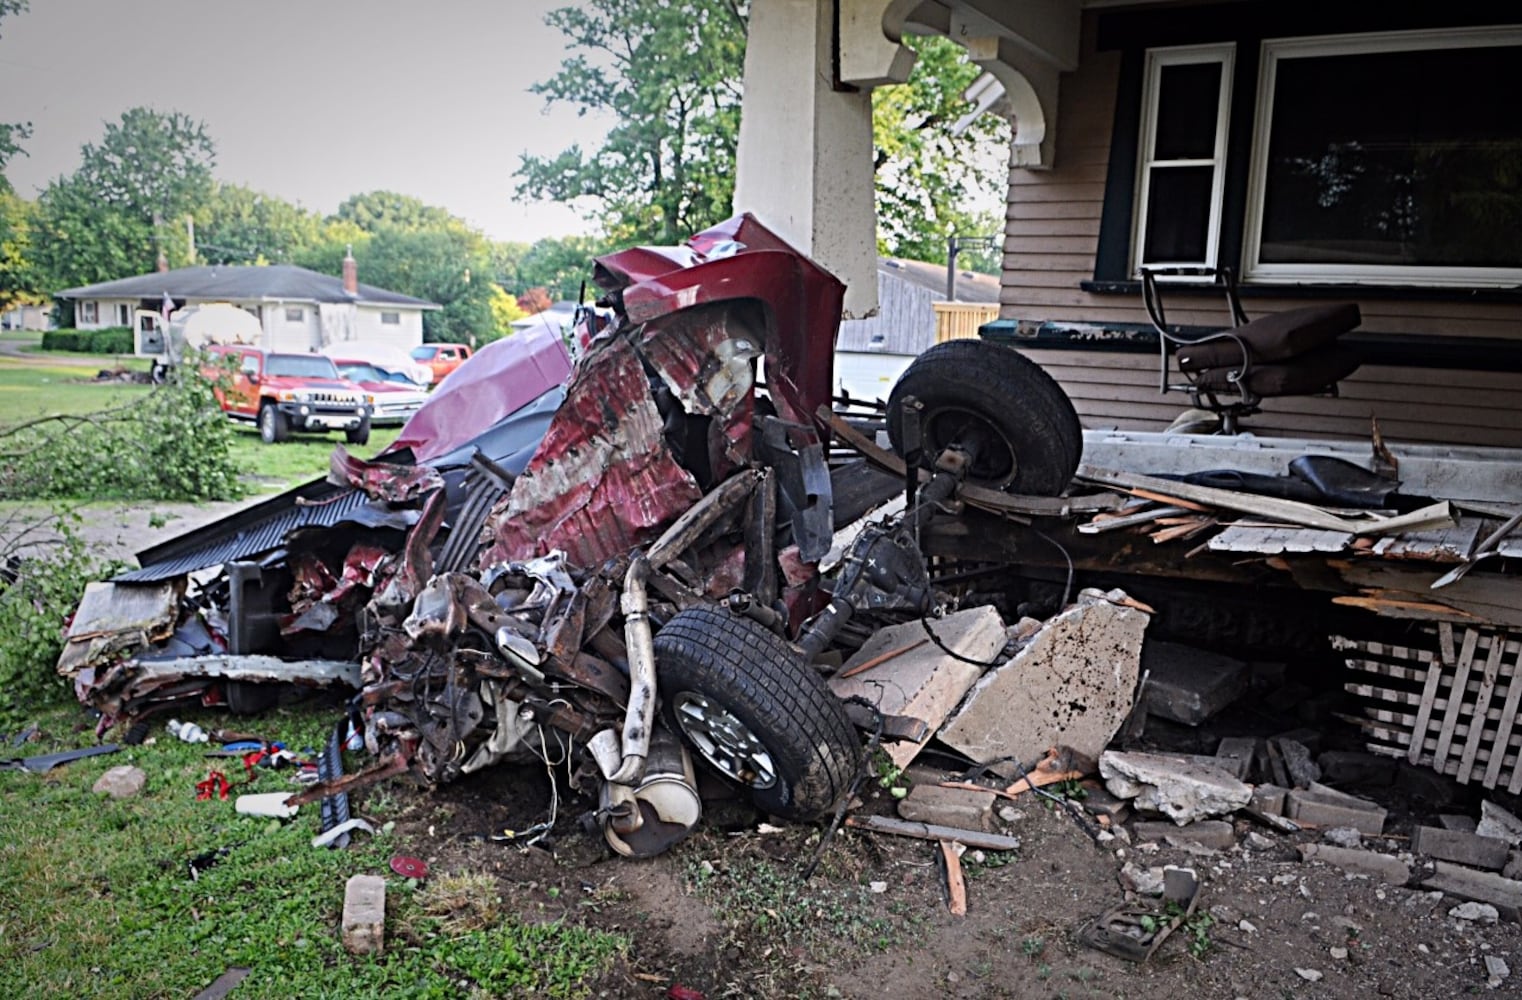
671,692,777,789
924,406,1017,487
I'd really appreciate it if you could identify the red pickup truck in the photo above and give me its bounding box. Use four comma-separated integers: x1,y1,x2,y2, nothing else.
204,345,373,445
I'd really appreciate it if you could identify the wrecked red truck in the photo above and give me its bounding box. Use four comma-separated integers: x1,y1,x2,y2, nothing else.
59,214,1096,857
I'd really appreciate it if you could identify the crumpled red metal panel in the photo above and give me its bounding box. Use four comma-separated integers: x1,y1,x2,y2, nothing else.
482,338,703,568
328,447,442,502
637,305,756,476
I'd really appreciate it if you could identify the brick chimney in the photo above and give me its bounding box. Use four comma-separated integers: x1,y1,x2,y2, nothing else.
342,244,358,295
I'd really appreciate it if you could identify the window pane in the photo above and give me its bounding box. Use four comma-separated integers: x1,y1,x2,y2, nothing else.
1154,62,1223,160
1260,45,1522,268
1143,165,1214,263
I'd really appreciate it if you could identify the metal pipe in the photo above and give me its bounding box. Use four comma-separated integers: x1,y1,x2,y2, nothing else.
610,554,656,784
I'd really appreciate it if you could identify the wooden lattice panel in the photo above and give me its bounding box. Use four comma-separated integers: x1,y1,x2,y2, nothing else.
1336,623,1522,792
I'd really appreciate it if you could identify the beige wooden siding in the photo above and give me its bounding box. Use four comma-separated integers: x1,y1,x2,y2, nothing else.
998,14,1522,449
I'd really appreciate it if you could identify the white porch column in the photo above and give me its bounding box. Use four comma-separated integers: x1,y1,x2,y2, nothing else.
734,0,880,318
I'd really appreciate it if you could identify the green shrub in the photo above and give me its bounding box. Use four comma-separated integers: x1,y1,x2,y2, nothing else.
40,327,134,354
0,360,243,502
0,511,123,723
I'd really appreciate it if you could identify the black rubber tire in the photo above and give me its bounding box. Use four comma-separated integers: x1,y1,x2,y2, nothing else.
887,339,1082,495
654,605,860,821
345,415,371,446
258,402,289,444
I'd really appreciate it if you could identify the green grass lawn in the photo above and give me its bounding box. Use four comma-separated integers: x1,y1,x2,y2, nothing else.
0,703,625,999
0,351,403,494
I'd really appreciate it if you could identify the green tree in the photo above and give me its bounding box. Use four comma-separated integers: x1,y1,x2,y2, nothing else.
196,183,324,264
872,36,1009,271
291,217,373,276
336,190,458,233
76,107,217,262
488,282,528,336
516,0,748,244
359,227,495,345
0,0,29,191
0,190,40,310
30,174,154,293
516,234,614,301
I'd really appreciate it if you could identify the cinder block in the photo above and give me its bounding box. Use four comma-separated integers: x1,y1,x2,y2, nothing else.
1298,844,1410,885
342,874,386,955
937,592,1148,766
897,784,994,832
1251,783,1287,816
1134,819,1236,851
1286,786,1387,836
1412,826,1513,871
1214,737,1257,782
1141,641,1248,726
1422,861,1522,922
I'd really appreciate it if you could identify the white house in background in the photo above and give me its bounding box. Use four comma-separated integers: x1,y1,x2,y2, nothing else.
54,252,438,355
509,300,581,339
0,303,52,331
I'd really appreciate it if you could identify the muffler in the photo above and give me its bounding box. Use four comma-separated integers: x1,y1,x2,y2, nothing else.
599,727,702,858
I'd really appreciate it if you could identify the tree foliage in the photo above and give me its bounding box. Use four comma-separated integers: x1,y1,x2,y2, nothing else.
0,190,40,310
0,0,29,190
515,0,749,244
196,183,324,264
77,107,216,236
30,173,155,292
336,190,458,234
355,225,496,344
512,234,613,302
873,36,1009,271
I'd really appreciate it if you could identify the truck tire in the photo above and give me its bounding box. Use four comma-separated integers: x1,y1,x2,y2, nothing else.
887,339,1082,495
654,605,860,821
258,402,290,444
345,415,371,446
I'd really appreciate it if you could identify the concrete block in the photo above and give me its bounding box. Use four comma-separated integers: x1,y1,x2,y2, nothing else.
1285,785,1387,836
1412,826,1513,871
1134,819,1236,851
1213,737,1257,782
1140,641,1248,726
92,765,146,799
1504,852,1522,880
1273,739,1320,789
1438,813,1478,833
1081,786,1131,821
342,874,386,955
1421,861,1522,922
897,783,994,832
1298,844,1410,885
1250,783,1286,816
1100,750,1252,826
1316,750,1396,787
937,591,1148,766
831,606,1003,769
1477,800,1522,846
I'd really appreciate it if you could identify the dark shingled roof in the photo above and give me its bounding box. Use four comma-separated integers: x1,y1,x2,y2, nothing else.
56,264,439,309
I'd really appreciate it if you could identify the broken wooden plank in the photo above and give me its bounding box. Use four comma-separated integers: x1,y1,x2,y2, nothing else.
939,840,968,917
1077,466,1455,537
844,814,1023,852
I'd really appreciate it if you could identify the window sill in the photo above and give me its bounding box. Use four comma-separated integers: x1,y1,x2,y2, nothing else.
1080,279,1522,303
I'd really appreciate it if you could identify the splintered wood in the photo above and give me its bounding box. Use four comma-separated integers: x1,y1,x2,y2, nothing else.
1336,622,1522,792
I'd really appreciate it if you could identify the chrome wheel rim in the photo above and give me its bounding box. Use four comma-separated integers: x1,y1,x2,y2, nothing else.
672,691,777,789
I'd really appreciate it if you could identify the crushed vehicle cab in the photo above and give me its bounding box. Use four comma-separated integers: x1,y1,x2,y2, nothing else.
205,345,374,445
58,215,1089,859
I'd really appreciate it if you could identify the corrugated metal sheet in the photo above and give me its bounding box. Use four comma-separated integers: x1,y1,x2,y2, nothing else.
116,483,371,582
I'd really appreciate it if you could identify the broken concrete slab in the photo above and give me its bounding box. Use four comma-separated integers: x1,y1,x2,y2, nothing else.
898,784,994,832
936,590,1147,766
1285,784,1387,836
1421,861,1522,922
1099,750,1252,826
1133,819,1236,851
1298,844,1410,884
1477,800,1522,846
92,764,146,799
342,874,386,955
1412,825,1513,871
1139,641,1248,726
831,606,1003,769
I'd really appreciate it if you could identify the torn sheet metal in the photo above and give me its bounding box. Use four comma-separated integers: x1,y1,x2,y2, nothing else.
481,339,703,568
57,580,182,674
328,448,443,502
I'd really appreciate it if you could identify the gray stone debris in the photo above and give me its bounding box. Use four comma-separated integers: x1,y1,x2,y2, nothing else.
1295,968,1324,983
897,784,995,832
1485,956,1510,989
1245,831,1275,851
1298,844,1411,885
1134,819,1236,851
1099,750,1252,826
1477,801,1522,847
92,764,146,799
1323,826,1363,848
1119,862,1166,896
1140,640,1249,726
1448,901,1499,923
1412,825,1513,872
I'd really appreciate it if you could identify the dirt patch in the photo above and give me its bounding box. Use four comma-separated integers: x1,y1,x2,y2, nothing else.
366,751,1517,1000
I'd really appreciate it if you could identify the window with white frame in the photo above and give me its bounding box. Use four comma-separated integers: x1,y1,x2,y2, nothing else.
380,311,400,325
79,301,98,324
284,306,305,322
1132,43,1235,273
116,303,130,326
1244,28,1522,286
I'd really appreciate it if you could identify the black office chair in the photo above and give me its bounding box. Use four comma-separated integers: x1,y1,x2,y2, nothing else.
1140,266,1362,434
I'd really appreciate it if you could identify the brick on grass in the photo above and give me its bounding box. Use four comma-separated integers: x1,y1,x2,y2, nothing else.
342,874,386,956
897,784,995,832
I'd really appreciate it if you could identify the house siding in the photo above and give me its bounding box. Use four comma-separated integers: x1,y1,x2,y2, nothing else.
998,12,1522,448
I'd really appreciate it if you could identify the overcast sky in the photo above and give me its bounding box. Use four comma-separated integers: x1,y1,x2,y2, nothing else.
0,0,609,243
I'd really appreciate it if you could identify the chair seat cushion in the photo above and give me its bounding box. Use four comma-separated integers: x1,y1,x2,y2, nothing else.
1192,345,1361,396
1177,302,1361,372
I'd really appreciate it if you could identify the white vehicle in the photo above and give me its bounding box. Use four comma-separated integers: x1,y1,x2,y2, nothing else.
318,341,432,387
135,303,263,380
